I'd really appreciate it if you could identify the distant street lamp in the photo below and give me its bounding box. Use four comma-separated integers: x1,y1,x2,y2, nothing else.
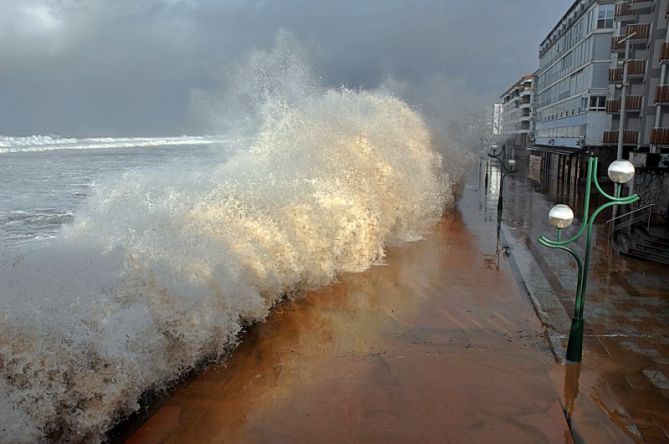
538,156,639,363
488,144,516,266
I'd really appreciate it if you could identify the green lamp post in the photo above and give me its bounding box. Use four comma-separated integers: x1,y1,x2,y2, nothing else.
538,156,639,363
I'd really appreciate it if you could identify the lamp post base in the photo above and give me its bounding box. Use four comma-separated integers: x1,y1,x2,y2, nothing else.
565,318,584,363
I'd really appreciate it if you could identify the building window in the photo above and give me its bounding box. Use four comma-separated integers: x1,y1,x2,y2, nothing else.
597,4,614,29
589,96,606,110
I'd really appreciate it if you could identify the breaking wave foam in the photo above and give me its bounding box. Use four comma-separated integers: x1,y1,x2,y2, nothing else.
0,135,229,154
0,34,450,442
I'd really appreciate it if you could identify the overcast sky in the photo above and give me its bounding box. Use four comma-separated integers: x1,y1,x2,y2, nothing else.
0,0,572,137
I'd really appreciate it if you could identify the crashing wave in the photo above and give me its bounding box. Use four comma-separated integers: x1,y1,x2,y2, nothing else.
0,33,452,442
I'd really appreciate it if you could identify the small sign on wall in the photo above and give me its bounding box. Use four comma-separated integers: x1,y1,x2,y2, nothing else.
529,154,542,182
629,152,647,168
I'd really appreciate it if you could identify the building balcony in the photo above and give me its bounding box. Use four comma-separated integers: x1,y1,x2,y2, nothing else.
603,130,639,145
661,43,669,63
612,37,625,51
656,86,669,103
615,2,634,20
606,99,619,113
606,96,642,113
612,24,650,51
609,68,623,82
651,128,669,145
631,0,653,10
626,23,650,39
626,95,643,110
609,60,646,82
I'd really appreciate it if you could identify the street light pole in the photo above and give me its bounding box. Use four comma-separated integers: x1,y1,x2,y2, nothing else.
538,156,639,363
613,32,636,222
617,32,636,161
488,144,516,267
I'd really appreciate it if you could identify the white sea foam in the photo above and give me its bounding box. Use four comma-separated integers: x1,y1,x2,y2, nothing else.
0,33,451,442
0,135,229,154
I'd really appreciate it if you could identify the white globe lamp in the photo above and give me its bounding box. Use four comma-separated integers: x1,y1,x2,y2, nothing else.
548,204,575,229
607,160,635,184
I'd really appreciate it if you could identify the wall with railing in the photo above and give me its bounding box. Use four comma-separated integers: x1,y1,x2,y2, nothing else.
634,169,669,224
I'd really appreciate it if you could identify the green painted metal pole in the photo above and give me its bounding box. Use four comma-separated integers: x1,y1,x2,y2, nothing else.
538,156,639,363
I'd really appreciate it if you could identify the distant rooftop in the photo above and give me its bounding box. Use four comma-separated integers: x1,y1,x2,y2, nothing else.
500,73,536,99
540,0,592,50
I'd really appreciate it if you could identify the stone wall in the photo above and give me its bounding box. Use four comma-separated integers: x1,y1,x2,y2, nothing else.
634,169,669,225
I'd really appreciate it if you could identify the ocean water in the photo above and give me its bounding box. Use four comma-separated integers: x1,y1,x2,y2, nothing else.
0,35,452,443
0,143,226,247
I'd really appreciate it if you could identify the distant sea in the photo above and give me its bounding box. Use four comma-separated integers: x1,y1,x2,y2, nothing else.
0,139,224,246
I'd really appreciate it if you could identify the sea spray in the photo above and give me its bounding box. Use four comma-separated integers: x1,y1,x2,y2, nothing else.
0,34,451,442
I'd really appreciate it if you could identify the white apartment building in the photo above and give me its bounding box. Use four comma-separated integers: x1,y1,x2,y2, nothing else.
500,74,536,150
534,0,616,151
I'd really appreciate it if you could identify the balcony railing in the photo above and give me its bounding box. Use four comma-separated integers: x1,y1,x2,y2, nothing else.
612,25,650,51
651,128,669,145
628,95,642,110
612,37,626,51
626,23,650,39
606,99,620,113
609,68,623,82
603,130,639,145
631,0,653,8
661,43,669,63
609,61,648,82
615,2,634,18
656,86,669,103
608,63,646,82
606,96,642,113
628,60,647,75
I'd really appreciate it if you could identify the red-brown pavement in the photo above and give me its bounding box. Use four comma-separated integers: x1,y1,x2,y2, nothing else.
122,186,571,444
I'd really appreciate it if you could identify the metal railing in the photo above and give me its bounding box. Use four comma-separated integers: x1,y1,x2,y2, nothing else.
662,42,669,62
656,85,669,103
603,129,639,144
608,60,648,79
615,2,633,17
626,23,650,39
606,204,655,238
651,127,669,145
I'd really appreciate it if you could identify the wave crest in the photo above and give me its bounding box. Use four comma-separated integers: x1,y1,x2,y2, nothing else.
0,35,450,442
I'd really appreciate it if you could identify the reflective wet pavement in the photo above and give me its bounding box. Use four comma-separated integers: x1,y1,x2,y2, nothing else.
122,184,571,443
488,160,669,443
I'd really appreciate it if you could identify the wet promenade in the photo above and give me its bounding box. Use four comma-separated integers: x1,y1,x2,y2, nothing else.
122,185,571,443
493,164,669,443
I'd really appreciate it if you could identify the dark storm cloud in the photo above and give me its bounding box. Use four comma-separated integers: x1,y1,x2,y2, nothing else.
0,0,572,136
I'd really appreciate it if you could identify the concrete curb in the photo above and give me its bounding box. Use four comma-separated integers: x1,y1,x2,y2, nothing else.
500,224,571,363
